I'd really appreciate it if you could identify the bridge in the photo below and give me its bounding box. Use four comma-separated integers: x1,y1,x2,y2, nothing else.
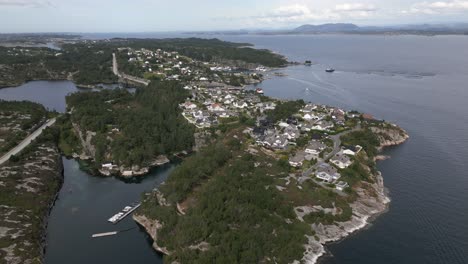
112,53,149,86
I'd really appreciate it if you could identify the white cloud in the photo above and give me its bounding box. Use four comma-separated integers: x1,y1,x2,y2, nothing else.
250,2,378,25
402,1,468,14
334,3,377,12
0,0,53,7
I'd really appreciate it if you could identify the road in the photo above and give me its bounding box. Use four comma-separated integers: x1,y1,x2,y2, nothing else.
112,53,149,86
0,118,57,165
300,125,362,183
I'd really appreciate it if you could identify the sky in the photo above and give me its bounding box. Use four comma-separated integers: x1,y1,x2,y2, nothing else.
1,0,468,33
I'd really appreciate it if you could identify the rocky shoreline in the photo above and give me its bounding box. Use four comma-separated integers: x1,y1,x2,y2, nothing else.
301,127,408,264
133,214,171,255
131,125,409,263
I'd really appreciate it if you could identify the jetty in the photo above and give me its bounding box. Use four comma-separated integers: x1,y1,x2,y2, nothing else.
108,203,141,224
92,231,118,238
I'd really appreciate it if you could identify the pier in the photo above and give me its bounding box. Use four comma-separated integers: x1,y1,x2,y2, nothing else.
108,203,141,224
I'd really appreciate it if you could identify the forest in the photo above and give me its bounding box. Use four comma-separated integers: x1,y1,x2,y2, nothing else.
0,100,47,155
140,129,312,263
65,81,195,167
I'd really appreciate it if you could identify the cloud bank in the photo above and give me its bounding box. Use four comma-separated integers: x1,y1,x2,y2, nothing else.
0,0,53,7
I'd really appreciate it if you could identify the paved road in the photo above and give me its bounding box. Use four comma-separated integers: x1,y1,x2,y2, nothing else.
300,125,362,182
112,53,149,86
0,118,57,165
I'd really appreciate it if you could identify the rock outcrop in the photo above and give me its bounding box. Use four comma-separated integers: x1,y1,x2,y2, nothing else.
133,214,171,255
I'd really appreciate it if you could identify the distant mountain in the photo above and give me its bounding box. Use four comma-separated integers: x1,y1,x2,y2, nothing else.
294,23,360,33
290,23,468,35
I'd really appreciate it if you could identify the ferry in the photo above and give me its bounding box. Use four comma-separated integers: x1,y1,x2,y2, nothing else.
107,202,141,224
256,88,264,94
325,68,335,73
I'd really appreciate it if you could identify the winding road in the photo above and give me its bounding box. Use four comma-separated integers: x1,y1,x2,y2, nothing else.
0,118,56,165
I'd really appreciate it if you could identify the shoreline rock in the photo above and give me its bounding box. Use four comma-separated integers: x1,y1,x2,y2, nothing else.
302,127,408,264
133,214,171,255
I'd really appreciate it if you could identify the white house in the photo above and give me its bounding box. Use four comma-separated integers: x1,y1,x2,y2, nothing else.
330,152,353,169
336,181,349,191
234,101,248,109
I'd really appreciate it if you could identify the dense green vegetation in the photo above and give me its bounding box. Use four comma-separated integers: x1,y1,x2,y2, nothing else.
0,100,47,155
46,43,117,84
140,131,311,263
0,45,117,86
266,100,305,122
340,129,380,158
65,81,195,167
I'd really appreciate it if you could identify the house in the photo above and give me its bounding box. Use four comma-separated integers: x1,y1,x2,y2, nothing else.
278,122,289,128
208,103,225,112
336,181,349,191
342,145,362,156
283,125,300,140
264,102,276,110
316,171,332,182
303,114,314,121
330,152,353,169
216,112,229,118
101,163,115,169
289,152,306,167
343,149,356,156
252,127,266,137
312,121,334,131
315,163,341,183
300,123,314,132
301,104,317,113
182,102,197,110
262,134,289,150
234,101,248,109
305,141,327,156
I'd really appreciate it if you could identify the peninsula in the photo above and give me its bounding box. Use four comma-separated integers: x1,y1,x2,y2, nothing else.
0,36,408,264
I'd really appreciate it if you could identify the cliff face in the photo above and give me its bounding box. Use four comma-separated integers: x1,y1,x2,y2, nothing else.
133,214,171,255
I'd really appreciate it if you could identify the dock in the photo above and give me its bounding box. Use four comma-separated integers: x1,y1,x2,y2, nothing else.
92,231,118,238
107,203,141,224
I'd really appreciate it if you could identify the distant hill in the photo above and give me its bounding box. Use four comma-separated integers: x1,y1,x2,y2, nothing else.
290,23,468,35
294,23,360,33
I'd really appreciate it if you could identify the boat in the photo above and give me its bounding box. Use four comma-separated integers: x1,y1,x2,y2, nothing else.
325,68,335,73
256,88,264,94
305,60,312,66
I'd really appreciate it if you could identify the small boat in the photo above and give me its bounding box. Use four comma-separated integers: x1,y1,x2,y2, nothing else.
256,88,264,94
325,68,335,73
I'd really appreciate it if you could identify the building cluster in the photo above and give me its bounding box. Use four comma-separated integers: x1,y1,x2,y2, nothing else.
180,84,364,192
248,103,363,192
117,47,263,85
179,82,272,128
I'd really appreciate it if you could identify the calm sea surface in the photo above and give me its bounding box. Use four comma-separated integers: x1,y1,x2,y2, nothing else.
1,34,467,264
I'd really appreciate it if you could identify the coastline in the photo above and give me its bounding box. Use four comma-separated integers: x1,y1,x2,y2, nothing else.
302,131,408,264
